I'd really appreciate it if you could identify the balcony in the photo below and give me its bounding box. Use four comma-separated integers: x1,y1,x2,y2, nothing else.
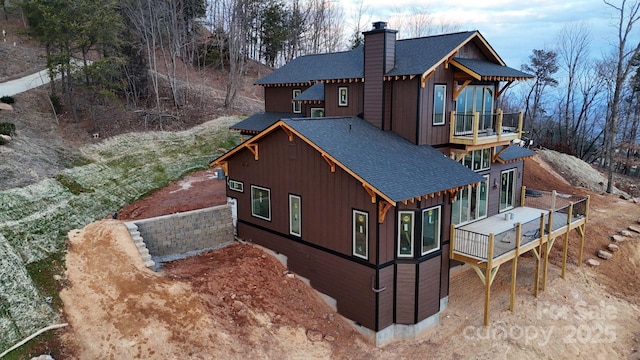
449,109,523,146
449,187,589,326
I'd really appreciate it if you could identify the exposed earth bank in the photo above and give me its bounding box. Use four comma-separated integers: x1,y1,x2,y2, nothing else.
56,151,640,359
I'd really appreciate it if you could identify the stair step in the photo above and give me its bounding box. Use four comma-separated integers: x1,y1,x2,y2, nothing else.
141,253,152,262
131,235,143,242
138,248,149,256
144,260,155,269
129,230,140,237
124,222,138,231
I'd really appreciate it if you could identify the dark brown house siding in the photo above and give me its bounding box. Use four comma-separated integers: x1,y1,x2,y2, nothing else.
417,256,441,321
237,223,377,329
377,265,395,330
390,78,420,144
440,243,450,298
265,86,308,113
481,159,525,216
226,129,378,260
395,263,416,324
378,210,396,264
419,65,455,146
325,83,364,117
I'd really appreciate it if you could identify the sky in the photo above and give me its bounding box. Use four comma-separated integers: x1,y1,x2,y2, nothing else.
341,0,630,69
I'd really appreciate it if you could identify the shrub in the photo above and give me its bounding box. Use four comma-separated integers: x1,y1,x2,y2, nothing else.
0,96,15,104
0,137,6,145
0,122,15,136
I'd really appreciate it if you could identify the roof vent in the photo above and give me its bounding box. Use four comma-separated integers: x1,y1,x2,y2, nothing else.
372,21,387,30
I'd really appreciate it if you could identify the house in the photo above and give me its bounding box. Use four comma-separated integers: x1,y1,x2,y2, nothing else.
211,22,589,345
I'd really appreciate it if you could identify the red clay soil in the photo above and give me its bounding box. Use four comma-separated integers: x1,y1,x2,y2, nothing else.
117,168,228,220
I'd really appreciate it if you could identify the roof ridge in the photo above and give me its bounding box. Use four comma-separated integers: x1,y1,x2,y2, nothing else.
397,30,477,42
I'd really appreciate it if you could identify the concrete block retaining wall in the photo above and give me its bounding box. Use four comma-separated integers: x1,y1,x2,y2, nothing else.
131,204,234,257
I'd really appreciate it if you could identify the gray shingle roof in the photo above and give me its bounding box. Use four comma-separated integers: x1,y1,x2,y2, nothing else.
230,112,294,133
452,57,533,79
387,31,477,76
254,31,532,85
294,83,325,101
497,145,537,162
282,117,484,201
255,47,364,85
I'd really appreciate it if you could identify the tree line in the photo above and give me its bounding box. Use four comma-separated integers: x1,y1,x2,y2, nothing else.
515,0,640,192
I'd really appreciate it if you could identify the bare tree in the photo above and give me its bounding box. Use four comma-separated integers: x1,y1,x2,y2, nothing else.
603,0,640,193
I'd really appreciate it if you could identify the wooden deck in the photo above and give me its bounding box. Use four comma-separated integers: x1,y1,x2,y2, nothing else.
450,187,590,326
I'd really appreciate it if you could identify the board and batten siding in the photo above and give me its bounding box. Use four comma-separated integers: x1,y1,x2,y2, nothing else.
325,83,364,117
418,256,441,321
419,64,455,146
390,78,420,144
480,159,525,216
264,86,308,113
363,32,385,128
227,129,377,259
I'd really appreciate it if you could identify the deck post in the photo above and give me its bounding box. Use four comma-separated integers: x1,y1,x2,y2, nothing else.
449,111,456,142
534,213,545,298
517,109,524,138
510,223,522,312
484,233,495,326
473,112,480,143
578,196,590,266
520,186,527,207
497,109,503,141
542,209,554,292
562,203,574,279
450,224,456,258
551,190,556,211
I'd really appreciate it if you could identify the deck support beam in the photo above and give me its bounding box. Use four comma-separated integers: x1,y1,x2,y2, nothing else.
484,233,495,326
534,213,545,298
561,203,574,279
510,223,522,312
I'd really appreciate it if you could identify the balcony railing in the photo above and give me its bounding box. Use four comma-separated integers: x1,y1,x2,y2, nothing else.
449,109,523,146
451,188,589,263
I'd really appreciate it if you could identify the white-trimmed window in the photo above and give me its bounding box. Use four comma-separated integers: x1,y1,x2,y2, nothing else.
228,179,244,192
452,175,489,225
398,211,414,257
500,169,516,211
292,89,301,113
289,194,301,237
338,86,348,106
433,84,446,125
311,107,325,117
421,206,441,255
251,185,271,221
461,148,491,171
353,210,368,259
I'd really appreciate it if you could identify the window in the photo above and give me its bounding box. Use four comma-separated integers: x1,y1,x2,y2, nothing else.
398,211,414,257
338,86,348,106
452,176,489,225
251,185,271,221
292,89,301,113
460,148,491,172
289,195,301,237
353,210,368,259
311,107,325,117
433,84,446,125
422,206,441,255
500,169,516,211
228,179,244,192
455,85,495,132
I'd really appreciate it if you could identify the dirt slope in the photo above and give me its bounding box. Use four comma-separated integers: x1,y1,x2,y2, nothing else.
54,151,640,359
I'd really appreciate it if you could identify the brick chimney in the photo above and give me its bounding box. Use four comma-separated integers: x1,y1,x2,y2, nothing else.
363,21,397,129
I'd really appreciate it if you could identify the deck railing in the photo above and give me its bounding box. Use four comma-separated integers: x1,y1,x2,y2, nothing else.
451,188,589,262
449,109,523,145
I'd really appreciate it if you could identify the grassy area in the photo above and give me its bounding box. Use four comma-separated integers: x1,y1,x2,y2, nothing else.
0,117,241,352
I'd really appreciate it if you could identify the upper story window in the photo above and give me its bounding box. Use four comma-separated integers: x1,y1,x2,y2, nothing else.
460,148,491,172
500,169,516,212
456,85,494,131
433,84,446,125
338,86,348,107
292,89,301,113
